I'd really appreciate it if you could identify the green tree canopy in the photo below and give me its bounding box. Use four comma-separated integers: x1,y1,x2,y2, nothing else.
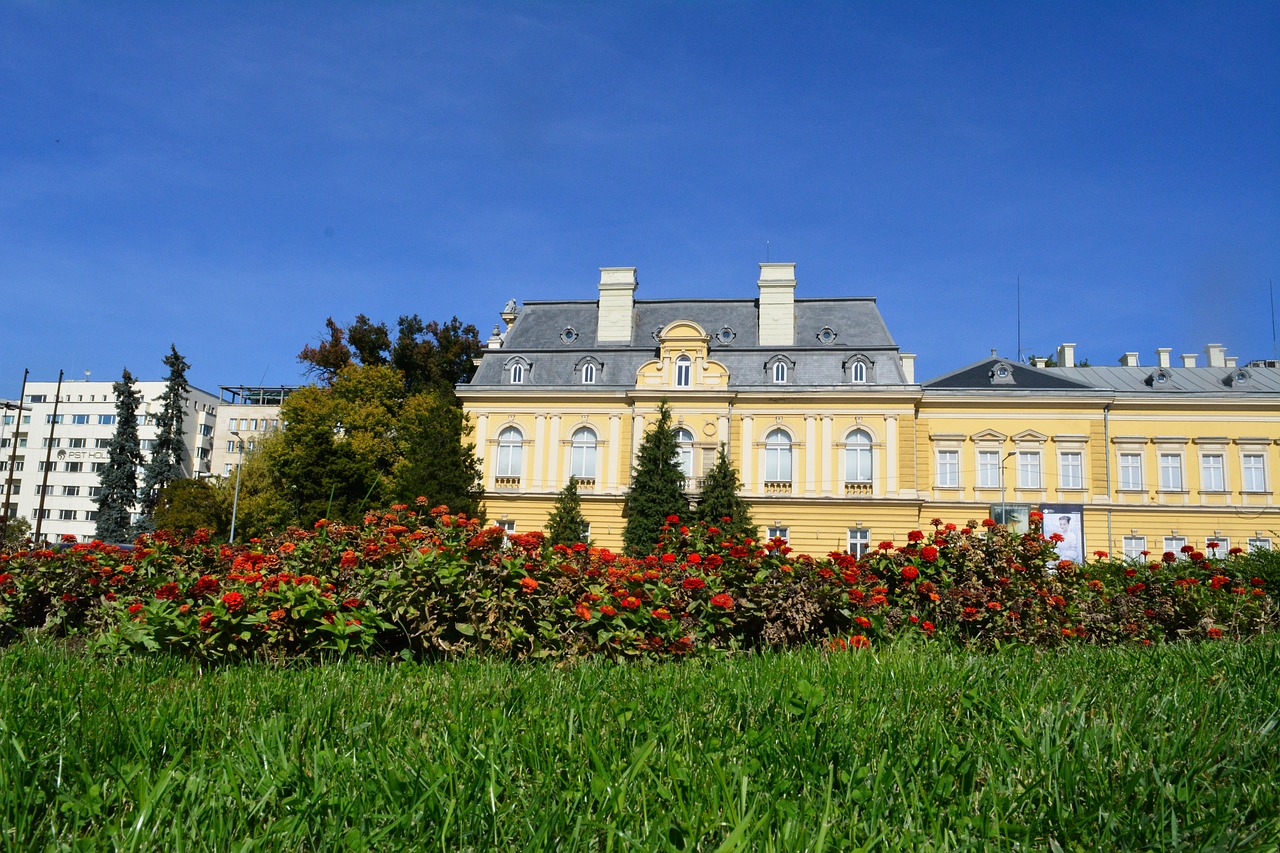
298,314,482,395
546,477,589,547
694,444,757,541
152,478,228,537
95,370,143,543
391,390,482,517
622,401,690,556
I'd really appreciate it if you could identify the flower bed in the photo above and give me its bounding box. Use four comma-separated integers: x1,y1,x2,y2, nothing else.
0,504,1275,661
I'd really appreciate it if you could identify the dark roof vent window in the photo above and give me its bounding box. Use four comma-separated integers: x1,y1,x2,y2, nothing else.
1146,368,1176,388
817,326,837,345
560,327,579,344
716,326,736,344
989,362,1016,385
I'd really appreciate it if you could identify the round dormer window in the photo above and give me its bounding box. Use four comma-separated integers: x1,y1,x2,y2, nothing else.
717,326,736,344
996,366,1009,378
1155,372,1168,383
817,327,837,345
560,327,579,344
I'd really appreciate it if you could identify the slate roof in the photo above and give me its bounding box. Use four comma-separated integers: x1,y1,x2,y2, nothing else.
465,297,910,389
923,357,1280,396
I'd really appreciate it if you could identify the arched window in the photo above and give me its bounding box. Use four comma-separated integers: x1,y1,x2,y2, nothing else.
496,427,523,478
570,427,597,479
674,428,695,479
851,361,867,384
675,355,691,387
773,361,788,383
581,363,596,384
764,429,792,483
510,363,525,384
845,429,872,483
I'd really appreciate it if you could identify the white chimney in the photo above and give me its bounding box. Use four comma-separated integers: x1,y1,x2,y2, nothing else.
1226,356,1238,368
1205,343,1227,368
1121,352,1140,367
597,267,637,343
899,353,916,383
1056,343,1076,368
1181,353,1198,368
1156,348,1171,368
1032,357,1048,368
757,263,796,347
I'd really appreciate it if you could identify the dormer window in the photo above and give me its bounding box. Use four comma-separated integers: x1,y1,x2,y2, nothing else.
773,361,787,383
582,363,596,384
675,355,691,387
510,364,524,384
851,361,867,384
505,356,531,385
988,361,1016,385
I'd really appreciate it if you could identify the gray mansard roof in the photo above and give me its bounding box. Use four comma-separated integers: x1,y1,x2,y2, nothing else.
924,356,1280,396
466,297,911,389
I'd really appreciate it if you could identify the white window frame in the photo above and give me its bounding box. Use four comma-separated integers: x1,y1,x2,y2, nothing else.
773,361,787,384
675,355,692,388
1058,451,1083,490
1241,453,1267,492
569,427,597,480
976,450,1001,489
1158,453,1184,491
1119,452,1144,491
1016,451,1042,490
764,429,793,483
767,526,789,542
1163,535,1187,554
581,363,596,384
936,449,959,488
1122,535,1147,560
674,428,695,479
1205,537,1229,558
1200,453,1225,492
1248,537,1272,551
510,363,525,384
847,527,870,558
844,430,873,484
496,427,524,478
851,361,867,384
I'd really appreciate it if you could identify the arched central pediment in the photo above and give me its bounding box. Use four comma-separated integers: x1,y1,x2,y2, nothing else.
657,320,710,344
635,319,729,389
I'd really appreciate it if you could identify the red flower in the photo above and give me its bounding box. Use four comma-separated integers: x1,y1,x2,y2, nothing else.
921,621,935,634
620,596,642,610
682,576,706,590
198,611,215,631
665,515,681,523
1093,550,1108,558
849,635,870,649
1206,627,1223,639
710,593,735,610
981,519,996,528
651,608,672,620
901,565,920,582
575,602,592,621
127,603,144,614
907,530,924,543
986,601,1002,610
269,609,286,621
520,577,539,593
1162,551,1177,563
343,597,362,608
600,605,617,616
1028,510,1043,523
221,591,246,612
920,546,938,563
339,550,359,569
154,582,180,601
854,616,872,629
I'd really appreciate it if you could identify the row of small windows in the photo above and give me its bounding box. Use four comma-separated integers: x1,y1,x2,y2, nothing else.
934,449,1270,492
495,426,874,484
506,357,871,386
1119,535,1273,560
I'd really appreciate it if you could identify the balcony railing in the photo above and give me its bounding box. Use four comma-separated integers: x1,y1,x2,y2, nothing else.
494,476,521,490
574,478,596,492
844,481,873,497
762,480,792,495
682,477,706,493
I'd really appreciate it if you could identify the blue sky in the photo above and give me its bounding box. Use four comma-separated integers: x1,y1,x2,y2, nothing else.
2,1,1277,397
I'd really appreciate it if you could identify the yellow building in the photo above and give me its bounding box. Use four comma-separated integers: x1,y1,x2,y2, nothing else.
458,265,1279,558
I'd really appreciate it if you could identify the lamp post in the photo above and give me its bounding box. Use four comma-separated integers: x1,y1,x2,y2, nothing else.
228,431,245,545
999,450,1017,526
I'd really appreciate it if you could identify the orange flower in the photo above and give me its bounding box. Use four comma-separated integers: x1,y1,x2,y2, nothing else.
849,635,870,648
519,577,539,593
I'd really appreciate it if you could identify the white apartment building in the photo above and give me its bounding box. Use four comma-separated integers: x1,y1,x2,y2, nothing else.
0,378,220,543
208,385,297,477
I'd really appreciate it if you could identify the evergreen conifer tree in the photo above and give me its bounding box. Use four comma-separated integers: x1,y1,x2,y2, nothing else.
391,390,483,518
694,444,757,540
137,346,190,532
622,401,689,555
95,370,143,543
546,476,589,546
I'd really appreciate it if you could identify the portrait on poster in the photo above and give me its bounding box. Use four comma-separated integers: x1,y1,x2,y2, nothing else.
1040,504,1085,564
989,502,1032,535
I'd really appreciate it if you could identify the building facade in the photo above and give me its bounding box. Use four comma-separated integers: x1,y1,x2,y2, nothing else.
459,264,1279,556
0,378,220,543
208,385,297,478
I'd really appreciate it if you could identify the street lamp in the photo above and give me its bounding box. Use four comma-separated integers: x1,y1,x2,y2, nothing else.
999,450,1017,526
228,431,245,545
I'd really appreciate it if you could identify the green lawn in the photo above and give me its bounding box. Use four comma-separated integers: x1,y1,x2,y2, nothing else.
2,638,1278,851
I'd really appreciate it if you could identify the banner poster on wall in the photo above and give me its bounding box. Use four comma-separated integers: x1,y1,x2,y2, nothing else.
1039,503,1086,564
989,502,1032,535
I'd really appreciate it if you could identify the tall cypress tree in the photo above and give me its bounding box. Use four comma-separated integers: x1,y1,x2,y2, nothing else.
95,370,143,543
137,346,190,532
546,476,589,546
694,444,757,540
622,401,690,555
